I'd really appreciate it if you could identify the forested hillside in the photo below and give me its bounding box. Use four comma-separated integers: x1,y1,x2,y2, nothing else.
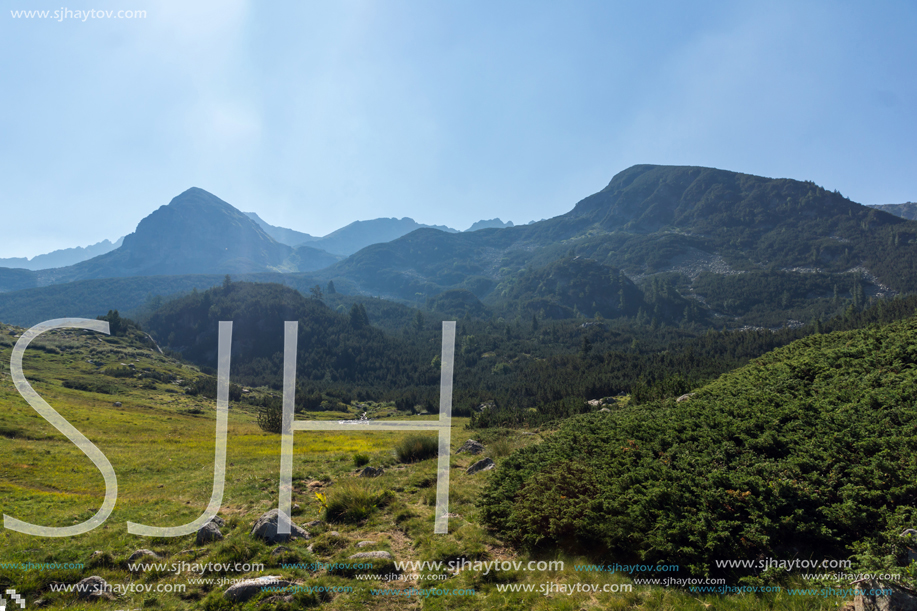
481,311,917,582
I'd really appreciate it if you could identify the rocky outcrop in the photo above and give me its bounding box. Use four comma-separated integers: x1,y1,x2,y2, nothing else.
467,458,496,475
457,439,485,455
126,549,159,565
223,576,295,603
854,580,917,610
196,521,223,545
250,509,310,544
74,576,114,600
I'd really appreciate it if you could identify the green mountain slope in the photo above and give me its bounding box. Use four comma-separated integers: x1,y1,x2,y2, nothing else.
143,281,437,390
481,313,917,577
0,272,329,327
491,257,649,320
315,165,917,327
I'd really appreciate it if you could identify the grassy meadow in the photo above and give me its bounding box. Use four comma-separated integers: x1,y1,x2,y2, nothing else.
0,322,851,610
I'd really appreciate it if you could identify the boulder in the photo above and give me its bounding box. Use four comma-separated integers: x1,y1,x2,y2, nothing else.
74,575,114,600
676,393,695,403
126,549,159,565
356,541,376,548
457,439,485,455
358,466,384,478
224,576,294,603
196,521,223,545
208,515,226,527
467,458,496,475
113,402,122,407
854,580,917,610
250,509,310,544
271,546,291,556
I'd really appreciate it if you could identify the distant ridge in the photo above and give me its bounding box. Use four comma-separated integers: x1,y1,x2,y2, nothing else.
868,202,917,221
0,236,123,270
299,217,459,256
465,218,514,231
0,188,298,290
244,212,316,247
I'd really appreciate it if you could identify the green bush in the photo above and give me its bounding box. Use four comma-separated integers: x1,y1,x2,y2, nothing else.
257,401,283,433
353,453,370,467
395,434,438,463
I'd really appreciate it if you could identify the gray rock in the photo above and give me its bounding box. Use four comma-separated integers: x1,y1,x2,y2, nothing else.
208,515,226,527
305,520,324,528
113,402,122,407
355,540,376,547
350,551,393,560
854,580,917,610
467,458,496,475
271,546,291,556
224,576,294,603
126,549,159,565
250,509,310,543
676,393,695,403
196,521,223,545
74,575,114,600
457,439,485,455
358,466,384,477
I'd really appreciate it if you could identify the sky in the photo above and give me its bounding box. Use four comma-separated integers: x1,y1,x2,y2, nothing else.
1,0,915,258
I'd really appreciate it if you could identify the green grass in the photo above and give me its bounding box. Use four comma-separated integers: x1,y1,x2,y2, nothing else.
324,480,393,524
394,433,438,463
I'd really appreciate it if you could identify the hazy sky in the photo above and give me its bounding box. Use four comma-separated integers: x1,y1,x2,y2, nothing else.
1,1,915,258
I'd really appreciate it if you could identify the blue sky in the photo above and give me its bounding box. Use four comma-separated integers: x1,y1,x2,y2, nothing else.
1,0,915,258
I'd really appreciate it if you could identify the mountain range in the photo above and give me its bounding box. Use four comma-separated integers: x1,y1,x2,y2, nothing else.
0,236,124,270
1,164,915,330
1,203,513,274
